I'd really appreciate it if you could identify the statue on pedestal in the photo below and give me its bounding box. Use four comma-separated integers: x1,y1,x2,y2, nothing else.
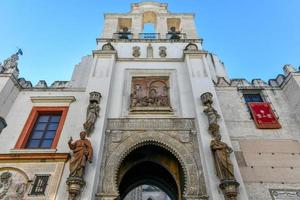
83,92,101,136
210,135,234,181
67,131,93,200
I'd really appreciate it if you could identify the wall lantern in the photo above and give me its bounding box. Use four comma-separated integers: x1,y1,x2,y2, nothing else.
0,117,7,134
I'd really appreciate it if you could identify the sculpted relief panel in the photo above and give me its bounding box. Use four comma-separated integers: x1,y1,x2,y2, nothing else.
130,76,172,112
0,169,28,200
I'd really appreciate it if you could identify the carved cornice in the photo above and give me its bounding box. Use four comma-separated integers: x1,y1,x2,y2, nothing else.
0,153,69,162
30,96,76,104
97,38,203,44
107,118,195,131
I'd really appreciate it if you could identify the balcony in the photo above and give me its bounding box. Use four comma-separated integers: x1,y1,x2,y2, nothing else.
112,32,187,40
139,33,160,39
166,32,187,40
113,32,133,40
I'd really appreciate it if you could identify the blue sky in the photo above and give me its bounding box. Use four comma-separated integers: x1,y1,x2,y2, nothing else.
0,0,299,85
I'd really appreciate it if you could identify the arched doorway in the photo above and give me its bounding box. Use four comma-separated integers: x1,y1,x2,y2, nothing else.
117,144,185,200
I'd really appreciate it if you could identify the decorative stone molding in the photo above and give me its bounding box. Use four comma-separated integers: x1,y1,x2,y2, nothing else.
30,96,76,104
98,118,208,199
102,42,115,51
185,43,198,51
107,118,195,131
35,80,48,88
50,81,70,88
18,78,32,88
98,131,207,199
159,46,167,58
132,46,141,57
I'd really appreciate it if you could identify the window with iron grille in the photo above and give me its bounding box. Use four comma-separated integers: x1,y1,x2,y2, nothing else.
26,114,61,148
243,93,263,103
30,175,50,195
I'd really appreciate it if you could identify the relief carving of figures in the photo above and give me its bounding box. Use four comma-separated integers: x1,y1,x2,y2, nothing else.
83,92,101,136
0,171,27,200
0,49,22,74
210,135,234,181
68,131,93,178
130,76,171,111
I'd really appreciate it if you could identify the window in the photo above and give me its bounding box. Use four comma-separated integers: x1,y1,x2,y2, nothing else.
30,175,50,195
15,107,68,149
243,93,263,103
26,114,61,148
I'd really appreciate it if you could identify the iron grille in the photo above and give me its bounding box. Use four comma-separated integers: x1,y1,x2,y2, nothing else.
30,175,50,195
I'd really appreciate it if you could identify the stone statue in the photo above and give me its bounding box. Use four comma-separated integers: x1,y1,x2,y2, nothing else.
0,171,27,200
203,105,220,126
83,92,101,136
0,49,22,74
210,135,235,181
68,131,93,178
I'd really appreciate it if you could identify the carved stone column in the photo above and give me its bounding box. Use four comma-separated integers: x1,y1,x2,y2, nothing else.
201,92,239,200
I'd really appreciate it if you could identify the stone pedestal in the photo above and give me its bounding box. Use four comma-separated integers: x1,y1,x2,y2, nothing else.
66,176,86,200
219,180,240,200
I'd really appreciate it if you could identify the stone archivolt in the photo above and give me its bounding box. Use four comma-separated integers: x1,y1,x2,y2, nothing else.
97,118,208,200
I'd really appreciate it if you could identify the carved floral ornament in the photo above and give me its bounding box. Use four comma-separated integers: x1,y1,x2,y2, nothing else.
185,43,198,51
101,42,115,51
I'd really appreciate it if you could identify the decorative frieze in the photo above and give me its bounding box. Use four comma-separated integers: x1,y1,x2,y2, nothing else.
107,118,195,131
269,189,300,200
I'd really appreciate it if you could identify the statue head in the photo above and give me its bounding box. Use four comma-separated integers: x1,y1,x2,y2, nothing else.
80,131,87,140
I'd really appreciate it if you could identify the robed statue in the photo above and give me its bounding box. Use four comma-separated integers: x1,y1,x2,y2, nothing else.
68,131,93,178
210,135,235,181
83,92,101,135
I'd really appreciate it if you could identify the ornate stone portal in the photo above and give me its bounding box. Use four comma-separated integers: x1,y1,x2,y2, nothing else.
201,92,239,200
96,118,208,200
66,131,93,200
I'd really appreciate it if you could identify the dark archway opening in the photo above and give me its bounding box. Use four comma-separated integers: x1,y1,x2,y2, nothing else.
117,144,185,200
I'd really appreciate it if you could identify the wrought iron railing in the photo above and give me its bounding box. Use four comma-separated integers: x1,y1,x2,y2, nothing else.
166,32,187,40
139,33,161,39
113,32,133,39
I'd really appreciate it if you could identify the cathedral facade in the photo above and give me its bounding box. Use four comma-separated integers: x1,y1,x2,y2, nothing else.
0,2,299,200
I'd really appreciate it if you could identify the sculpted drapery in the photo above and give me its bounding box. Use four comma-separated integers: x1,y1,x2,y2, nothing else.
68,131,93,178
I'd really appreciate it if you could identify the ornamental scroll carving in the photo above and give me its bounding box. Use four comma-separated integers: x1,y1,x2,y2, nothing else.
201,92,240,200
130,76,172,112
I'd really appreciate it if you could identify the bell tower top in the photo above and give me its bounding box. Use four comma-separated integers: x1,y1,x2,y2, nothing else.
101,1,199,40
130,2,168,14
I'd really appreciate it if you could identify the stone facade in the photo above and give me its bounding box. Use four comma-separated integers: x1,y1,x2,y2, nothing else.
0,2,299,200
